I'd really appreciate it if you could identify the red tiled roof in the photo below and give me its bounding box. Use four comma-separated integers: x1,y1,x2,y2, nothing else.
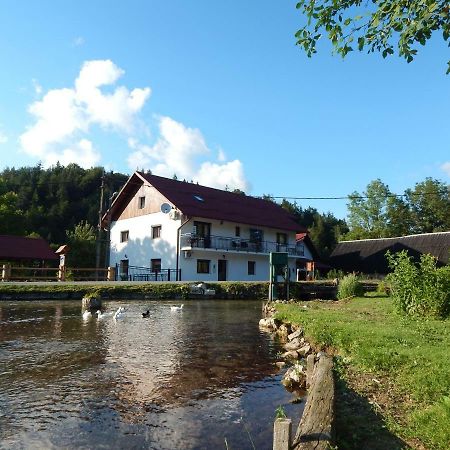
0,235,58,260
111,172,305,232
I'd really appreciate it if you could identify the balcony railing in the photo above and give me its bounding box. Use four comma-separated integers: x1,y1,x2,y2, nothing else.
180,233,305,256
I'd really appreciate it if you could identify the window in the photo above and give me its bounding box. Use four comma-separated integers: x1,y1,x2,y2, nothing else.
277,233,287,245
120,230,129,243
248,261,255,275
193,195,204,202
138,196,146,209
235,226,240,237
152,225,161,239
151,259,161,272
249,228,263,243
197,259,210,274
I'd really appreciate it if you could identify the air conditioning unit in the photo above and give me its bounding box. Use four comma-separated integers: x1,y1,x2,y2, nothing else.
184,250,192,259
169,209,180,220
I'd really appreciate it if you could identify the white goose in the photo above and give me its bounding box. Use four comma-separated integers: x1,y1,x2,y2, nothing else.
96,310,112,319
82,310,92,320
113,307,125,320
170,304,184,312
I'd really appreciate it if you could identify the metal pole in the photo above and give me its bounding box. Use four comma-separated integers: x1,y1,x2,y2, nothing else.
95,171,105,279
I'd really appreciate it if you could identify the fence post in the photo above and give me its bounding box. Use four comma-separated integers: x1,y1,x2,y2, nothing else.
107,266,115,281
2,264,11,281
273,418,292,450
58,266,65,282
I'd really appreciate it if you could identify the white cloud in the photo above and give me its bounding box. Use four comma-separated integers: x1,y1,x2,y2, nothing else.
217,148,226,162
19,59,150,168
19,59,248,190
32,78,43,96
197,160,248,191
43,139,101,168
441,162,450,177
73,36,85,47
128,116,249,191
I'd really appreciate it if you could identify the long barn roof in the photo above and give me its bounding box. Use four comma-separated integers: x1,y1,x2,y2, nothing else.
0,235,58,260
330,231,450,274
107,172,305,232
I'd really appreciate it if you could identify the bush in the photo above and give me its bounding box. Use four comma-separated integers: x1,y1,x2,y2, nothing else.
386,251,450,318
337,274,364,299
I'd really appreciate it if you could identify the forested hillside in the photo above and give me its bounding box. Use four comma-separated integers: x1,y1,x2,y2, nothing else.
0,164,128,245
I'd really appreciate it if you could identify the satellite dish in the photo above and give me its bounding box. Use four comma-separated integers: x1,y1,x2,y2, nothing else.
160,203,172,214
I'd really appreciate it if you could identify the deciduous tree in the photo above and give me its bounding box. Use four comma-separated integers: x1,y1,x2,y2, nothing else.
295,0,450,73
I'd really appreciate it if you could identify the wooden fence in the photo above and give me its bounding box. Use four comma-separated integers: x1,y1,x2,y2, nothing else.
1,264,114,282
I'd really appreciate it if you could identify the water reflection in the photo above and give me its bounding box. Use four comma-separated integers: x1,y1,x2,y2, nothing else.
0,300,304,449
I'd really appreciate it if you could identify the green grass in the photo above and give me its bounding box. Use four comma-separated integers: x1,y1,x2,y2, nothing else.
275,296,450,450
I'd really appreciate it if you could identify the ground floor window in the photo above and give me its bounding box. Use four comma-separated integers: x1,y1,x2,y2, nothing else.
151,258,161,272
197,259,210,274
248,260,255,275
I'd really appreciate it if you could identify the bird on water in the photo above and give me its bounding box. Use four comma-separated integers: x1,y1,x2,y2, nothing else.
113,307,125,320
142,310,150,318
170,304,184,311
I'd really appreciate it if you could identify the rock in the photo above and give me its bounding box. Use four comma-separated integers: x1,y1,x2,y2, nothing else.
281,363,306,389
282,350,299,359
277,324,290,338
297,343,312,357
284,337,302,351
259,317,276,330
288,329,303,341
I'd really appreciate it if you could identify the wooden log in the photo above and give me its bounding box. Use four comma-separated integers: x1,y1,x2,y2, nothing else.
273,418,292,450
292,354,334,450
305,354,315,389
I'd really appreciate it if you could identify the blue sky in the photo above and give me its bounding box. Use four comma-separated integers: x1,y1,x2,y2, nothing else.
0,0,449,219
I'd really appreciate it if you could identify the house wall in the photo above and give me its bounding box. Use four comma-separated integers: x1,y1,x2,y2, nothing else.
109,211,180,271
109,211,312,282
117,184,169,220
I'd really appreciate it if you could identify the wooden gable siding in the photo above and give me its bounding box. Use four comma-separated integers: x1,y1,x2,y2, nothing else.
116,184,171,221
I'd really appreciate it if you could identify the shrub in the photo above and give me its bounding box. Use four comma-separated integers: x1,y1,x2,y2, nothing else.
337,274,364,299
386,251,450,319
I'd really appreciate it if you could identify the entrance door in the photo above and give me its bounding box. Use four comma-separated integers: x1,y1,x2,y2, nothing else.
218,259,227,281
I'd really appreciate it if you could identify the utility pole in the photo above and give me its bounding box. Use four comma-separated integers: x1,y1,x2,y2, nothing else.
95,170,105,279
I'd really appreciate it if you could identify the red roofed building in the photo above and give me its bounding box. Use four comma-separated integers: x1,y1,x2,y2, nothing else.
104,172,311,281
0,235,57,263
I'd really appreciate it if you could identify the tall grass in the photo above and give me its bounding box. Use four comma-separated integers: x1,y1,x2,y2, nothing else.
275,297,450,449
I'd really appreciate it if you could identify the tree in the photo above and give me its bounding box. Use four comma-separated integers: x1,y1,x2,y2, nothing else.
405,178,450,233
66,221,97,268
346,179,393,239
295,0,450,73
0,192,26,235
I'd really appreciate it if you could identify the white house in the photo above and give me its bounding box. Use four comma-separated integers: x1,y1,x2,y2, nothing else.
104,172,316,282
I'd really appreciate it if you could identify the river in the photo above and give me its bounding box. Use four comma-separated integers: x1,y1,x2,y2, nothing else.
0,299,303,450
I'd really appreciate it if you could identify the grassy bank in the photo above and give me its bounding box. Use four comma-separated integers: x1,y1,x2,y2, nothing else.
275,296,450,450
0,281,270,300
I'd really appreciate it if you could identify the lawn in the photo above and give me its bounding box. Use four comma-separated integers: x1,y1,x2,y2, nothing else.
275,295,450,450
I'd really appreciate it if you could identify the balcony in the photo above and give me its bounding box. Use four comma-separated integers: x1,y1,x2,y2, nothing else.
180,233,305,257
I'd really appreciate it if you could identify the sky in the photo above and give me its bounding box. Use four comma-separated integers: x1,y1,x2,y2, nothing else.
0,0,449,219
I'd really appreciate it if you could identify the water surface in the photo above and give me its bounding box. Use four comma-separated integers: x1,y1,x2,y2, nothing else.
0,300,303,449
